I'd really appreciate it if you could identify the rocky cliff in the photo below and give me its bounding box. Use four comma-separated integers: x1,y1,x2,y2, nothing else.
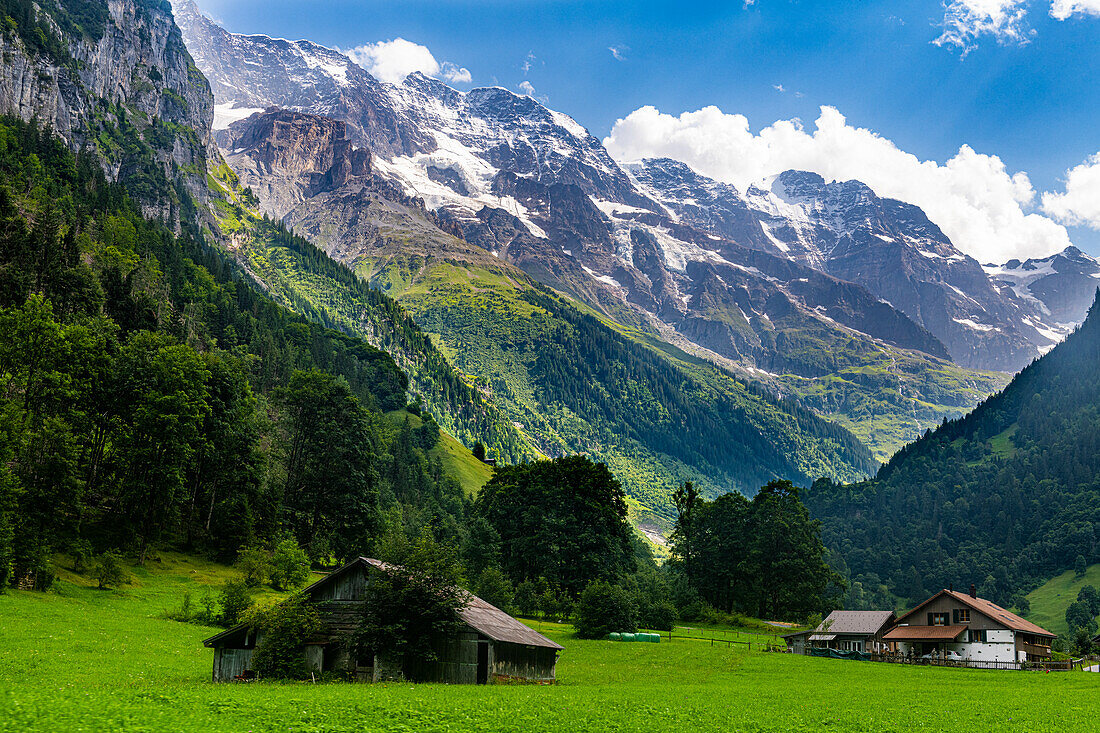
0,0,213,217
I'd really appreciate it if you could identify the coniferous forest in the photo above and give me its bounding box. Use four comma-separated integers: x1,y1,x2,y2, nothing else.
0,118,465,586
806,294,1100,609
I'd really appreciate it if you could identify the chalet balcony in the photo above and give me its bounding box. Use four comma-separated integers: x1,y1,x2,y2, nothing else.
1019,641,1052,658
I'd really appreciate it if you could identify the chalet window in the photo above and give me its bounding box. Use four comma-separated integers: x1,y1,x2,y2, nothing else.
958,609,970,623
969,630,985,643
930,612,950,626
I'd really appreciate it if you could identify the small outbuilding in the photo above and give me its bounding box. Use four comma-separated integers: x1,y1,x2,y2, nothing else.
783,610,896,655
204,557,563,684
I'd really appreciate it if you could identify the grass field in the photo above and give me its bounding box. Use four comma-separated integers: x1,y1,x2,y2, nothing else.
2,556,1098,732
1025,563,1100,636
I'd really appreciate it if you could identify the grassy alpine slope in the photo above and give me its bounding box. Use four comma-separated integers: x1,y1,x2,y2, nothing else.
1024,563,1100,637
206,162,538,465
1,557,1097,733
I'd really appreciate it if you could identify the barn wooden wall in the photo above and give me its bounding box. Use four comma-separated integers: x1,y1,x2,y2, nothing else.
491,643,557,682
212,648,254,681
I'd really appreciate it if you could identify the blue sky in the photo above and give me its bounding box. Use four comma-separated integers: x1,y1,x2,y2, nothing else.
194,0,1100,259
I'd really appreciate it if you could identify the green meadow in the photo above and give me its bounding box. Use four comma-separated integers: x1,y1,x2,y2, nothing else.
1,556,1097,733
1025,562,1100,636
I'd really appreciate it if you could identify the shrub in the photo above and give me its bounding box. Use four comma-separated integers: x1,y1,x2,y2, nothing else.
236,544,270,588
575,581,637,639
513,579,540,617
220,580,253,627
641,600,678,632
473,566,514,613
70,539,94,575
1065,600,1097,636
95,551,125,590
1078,585,1100,617
268,537,310,591
540,586,573,623
246,595,322,680
166,592,195,622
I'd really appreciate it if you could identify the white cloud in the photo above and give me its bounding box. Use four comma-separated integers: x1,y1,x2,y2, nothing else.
344,38,471,85
603,104,1073,263
521,52,536,75
1042,153,1100,229
609,45,628,61
934,0,1031,54
518,80,536,97
1051,0,1100,19
773,84,786,93
440,62,472,84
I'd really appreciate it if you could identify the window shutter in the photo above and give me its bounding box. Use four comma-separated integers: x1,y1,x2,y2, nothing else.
952,609,959,624
928,612,934,626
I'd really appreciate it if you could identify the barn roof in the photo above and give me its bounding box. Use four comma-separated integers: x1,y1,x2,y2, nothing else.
349,558,563,651
206,557,563,651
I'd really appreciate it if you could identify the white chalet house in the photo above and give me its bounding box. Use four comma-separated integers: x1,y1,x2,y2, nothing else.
882,586,1055,665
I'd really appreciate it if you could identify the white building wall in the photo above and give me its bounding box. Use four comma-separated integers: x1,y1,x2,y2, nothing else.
948,630,1017,665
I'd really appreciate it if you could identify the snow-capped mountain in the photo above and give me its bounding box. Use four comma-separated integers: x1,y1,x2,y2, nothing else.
629,159,1089,370
174,0,1027,457
983,247,1100,330
173,0,954,366
171,0,430,156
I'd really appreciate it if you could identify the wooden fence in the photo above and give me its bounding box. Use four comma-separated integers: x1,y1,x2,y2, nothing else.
662,630,785,651
802,649,1082,672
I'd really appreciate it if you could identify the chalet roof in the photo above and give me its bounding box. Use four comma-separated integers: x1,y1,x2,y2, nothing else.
206,557,563,651
816,610,896,636
941,590,1054,638
882,624,967,641
897,589,1055,639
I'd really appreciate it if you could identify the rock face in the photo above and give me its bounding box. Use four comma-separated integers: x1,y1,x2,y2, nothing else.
216,109,373,219
0,0,214,216
219,108,495,274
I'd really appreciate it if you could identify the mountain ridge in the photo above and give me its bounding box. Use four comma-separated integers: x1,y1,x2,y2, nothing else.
210,106,880,513
178,1,1010,459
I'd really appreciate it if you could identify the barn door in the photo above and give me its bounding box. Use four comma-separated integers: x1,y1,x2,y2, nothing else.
477,641,489,685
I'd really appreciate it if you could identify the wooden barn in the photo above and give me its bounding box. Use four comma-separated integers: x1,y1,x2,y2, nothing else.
203,557,563,684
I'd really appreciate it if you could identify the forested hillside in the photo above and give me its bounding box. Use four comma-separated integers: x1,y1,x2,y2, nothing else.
806,292,1100,609
207,177,538,464
0,119,469,587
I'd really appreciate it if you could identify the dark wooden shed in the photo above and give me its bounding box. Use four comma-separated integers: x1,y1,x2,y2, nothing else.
203,557,563,684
